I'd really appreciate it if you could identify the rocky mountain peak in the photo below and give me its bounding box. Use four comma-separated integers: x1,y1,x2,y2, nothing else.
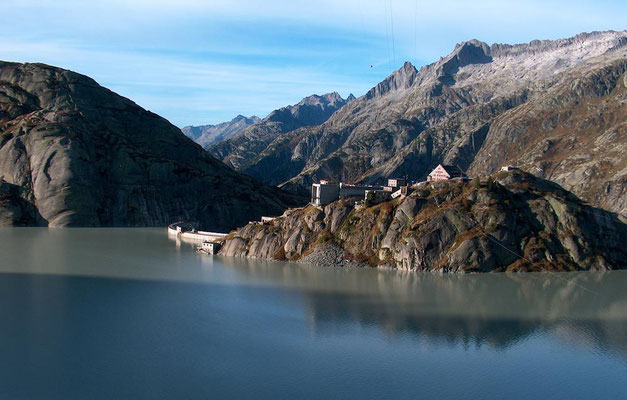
280,92,351,125
400,60,417,73
454,39,492,61
232,114,260,124
422,30,627,91
207,91,353,169
296,92,346,108
365,61,418,99
435,39,492,83
266,107,293,122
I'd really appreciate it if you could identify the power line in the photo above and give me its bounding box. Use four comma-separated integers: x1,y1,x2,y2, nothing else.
557,197,627,220
389,0,396,68
414,0,418,61
480,232,599,296
452,206,601,295
383,0,392,73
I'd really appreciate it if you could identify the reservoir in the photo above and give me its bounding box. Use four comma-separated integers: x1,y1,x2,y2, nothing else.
0,228,625,399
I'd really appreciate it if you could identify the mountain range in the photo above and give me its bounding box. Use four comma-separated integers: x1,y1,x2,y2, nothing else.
0,30,624,230
205,30,626,216
182,114,260,147
208,92,354,170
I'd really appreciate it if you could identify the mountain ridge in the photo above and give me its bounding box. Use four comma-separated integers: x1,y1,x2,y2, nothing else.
182,114,261,147
231,30,626,215
208,91,354,170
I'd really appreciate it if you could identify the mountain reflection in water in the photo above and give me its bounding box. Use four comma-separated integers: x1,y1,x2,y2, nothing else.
217,256,627,359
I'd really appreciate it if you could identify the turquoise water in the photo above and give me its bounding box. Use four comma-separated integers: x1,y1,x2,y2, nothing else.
0,228,625,399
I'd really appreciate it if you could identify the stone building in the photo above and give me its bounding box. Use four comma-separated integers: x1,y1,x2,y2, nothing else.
311,182,340,206
387,178,407,188
311,181,385,206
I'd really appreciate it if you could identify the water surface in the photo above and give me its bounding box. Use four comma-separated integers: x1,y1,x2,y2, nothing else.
0,228,625,399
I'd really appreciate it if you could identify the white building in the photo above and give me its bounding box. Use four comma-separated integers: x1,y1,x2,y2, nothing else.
427,164,467,181
201,241,221,255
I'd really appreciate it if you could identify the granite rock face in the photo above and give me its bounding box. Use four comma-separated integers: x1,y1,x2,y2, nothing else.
230,31,627,214
182,114,260,147
219,171,627,272
0,178,44,226
0,62,303,229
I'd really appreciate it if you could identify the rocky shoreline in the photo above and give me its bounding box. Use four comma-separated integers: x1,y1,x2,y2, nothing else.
296,244,371,269
218,171,627,273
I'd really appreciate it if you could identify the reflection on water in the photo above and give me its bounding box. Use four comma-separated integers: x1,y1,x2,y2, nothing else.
0,228,625,399
2,227,626,356
218,256,627,359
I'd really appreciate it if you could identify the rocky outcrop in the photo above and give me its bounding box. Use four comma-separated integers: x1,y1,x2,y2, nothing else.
0,61,304,229
365,61,419,99
0,178,44,226
182,115,260,147
207,92,353,170
219,171,626,272
235,30,626,215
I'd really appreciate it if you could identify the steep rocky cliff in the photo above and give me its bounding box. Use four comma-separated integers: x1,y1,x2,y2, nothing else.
0,61,303,228
208,92,353,170
234,31,626,214
182,115,260,147
219,171,626,272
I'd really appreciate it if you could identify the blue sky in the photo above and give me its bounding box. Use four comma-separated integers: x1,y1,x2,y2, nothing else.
1,1,625,127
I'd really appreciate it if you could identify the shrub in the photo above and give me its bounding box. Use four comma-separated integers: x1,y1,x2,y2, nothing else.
315,229,334,244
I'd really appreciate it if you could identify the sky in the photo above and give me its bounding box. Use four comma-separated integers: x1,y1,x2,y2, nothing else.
0,1,625,127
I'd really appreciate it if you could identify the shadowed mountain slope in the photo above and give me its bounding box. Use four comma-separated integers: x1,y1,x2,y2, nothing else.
0,61,303,229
